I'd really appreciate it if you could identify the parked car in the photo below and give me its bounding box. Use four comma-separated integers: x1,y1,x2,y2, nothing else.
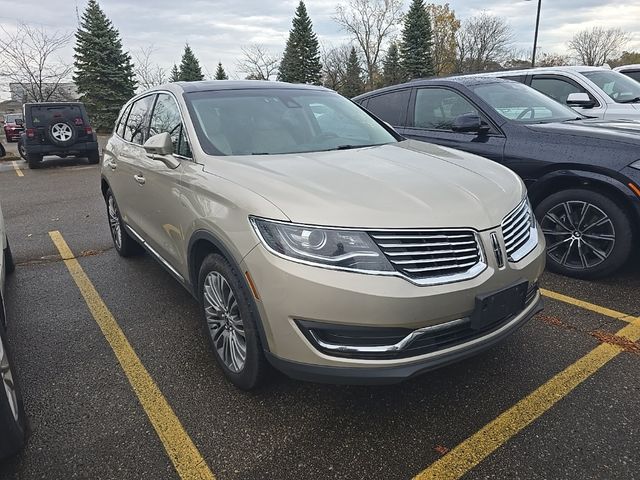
101,81,545,389
478,66,640,120
614,64,640,83
354,76,640,279
20,102,100,169
0,199,26,459
3,114,24,143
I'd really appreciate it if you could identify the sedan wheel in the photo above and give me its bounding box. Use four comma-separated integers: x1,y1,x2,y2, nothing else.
0,338,19,423
0,325,26,459
105,189,142,257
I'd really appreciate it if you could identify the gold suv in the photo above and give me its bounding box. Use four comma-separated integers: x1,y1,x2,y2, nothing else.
101,81,546,389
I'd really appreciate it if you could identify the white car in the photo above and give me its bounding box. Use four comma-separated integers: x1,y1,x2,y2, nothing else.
0,197,25,459
479,66,640,121
614,64,640,83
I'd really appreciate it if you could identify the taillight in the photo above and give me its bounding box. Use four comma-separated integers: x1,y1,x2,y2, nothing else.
85,126,93,135
26,128,36,138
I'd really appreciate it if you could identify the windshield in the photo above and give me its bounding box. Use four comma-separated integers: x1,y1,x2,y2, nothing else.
5,114,22,123
185,88,397,156
470,81,582,123
581,69,640,103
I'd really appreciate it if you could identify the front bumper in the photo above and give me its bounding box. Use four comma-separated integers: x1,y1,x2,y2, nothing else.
241,226,546,384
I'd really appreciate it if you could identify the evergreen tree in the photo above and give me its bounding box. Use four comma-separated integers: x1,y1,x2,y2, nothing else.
278,1,322,84
178,44,204,81
382,42,404,86
340,47,364,98
399,0,434,80
170,64,180,82
214,62,228,80
73,0,136,131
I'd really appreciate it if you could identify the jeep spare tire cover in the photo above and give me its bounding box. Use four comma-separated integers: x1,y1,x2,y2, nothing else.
47,120,77,147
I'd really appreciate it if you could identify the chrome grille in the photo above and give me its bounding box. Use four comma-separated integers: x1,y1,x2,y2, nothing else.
502,200,535,262
369,230,484,283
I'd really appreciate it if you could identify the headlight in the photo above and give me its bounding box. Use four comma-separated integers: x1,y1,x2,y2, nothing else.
526,197,537,228
631,160,640,170
250,217,394,272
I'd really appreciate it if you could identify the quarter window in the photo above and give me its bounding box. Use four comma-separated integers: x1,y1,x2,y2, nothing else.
123,95,155,145
365,90,410,126
413,88,478,130
116,103,132,138
149,93,191,157
530,76,590,104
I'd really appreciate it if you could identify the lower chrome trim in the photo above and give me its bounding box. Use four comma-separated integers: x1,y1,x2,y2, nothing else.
125,225,184,282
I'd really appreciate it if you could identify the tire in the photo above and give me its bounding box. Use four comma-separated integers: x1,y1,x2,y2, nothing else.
105,189,143,257
198,254,270,390
87,149,100,164
4,238,15,275
17,142,26,161
0,315,27,459
535,189,632,279
26,153,42,169
46,120,77,147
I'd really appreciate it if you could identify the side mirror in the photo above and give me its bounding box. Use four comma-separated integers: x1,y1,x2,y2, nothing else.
15,118,23,126
143,132,180,169
452,113,489,134
566,92,595,108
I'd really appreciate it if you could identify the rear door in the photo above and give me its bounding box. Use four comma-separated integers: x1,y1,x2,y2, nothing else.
400,87,505,164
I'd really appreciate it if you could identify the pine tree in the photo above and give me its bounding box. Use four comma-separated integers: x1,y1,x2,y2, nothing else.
278,1,322,84
178,44,204,81
73,0,136,131
214,62,228,80
400,0,434,80
340,47,364,98
170,64,180,82
382,42,404,86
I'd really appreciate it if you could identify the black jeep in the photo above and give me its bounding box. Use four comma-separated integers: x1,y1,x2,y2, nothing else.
19,102,100,169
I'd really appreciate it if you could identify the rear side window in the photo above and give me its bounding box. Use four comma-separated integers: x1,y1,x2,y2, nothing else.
124,95,155,145
623,70,640,82
28,105,83,127
149,93,191,158
365,90,410,126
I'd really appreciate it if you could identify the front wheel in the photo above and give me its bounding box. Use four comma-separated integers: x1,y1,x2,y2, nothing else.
105,189,142,257
535,189,632,279
198,254,270,390
0,325,27,459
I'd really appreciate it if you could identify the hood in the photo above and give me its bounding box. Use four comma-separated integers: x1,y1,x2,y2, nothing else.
525,119,640,146
202,140,524,230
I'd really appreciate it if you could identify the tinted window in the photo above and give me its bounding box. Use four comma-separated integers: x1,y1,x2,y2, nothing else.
116,103,132,137
581,69,640,103
186,89,396,156
28,105,83,127
149,93,191,158
124,95,155,144
365,90,410,126
500,75,526,83
624,70,640,82
413,88,478,130
530,76,588,104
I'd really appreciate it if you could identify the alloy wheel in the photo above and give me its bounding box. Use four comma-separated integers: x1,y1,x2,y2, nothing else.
108,196,122,250
203,271,246,373
51,122,73,142
541,200,615,270
0,337,19,422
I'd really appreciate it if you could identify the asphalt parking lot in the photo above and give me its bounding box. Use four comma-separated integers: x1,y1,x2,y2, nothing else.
0,144,638,480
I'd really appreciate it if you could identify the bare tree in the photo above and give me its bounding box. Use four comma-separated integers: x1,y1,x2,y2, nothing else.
133,45,167,90
237,44,279,81
568,27,630,66
0,23,73,102
455,13,513,73
321,43,352,91
333,0,404,88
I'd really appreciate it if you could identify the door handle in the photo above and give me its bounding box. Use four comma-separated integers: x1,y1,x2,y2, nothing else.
134,174,146,185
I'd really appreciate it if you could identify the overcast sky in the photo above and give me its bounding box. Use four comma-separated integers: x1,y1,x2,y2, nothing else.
1,0,639,97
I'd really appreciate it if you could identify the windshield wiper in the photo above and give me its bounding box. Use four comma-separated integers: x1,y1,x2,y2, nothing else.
326,143,382,151
620,96,640,104
562,117,585,122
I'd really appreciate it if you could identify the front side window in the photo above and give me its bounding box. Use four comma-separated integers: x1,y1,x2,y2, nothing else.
581,70,640,103
413,88,478,130
365,90,410,126
149,93,191,157
530,76,589,104
124,95,155,145
471,81,581,123
185,89,397,156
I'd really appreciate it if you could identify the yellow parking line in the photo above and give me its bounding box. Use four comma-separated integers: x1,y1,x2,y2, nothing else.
12,161,23,177
414,296,640,480
541,288,637,324
49,231,215,480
